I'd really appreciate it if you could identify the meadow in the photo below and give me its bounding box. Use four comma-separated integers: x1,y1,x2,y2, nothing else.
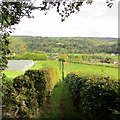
4,60,119,80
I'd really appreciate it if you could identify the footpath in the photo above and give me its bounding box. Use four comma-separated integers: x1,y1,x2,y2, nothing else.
41,80,80,118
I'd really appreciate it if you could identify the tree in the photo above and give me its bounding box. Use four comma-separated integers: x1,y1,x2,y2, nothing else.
0,1,34,70
0,0,114,71
9,37,27,54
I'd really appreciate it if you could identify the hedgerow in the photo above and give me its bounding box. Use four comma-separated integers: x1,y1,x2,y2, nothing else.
8,53,48,60
65,73,120,120
2,79,16,118
24,68,58,106
13,75,39,118
2,67,58,119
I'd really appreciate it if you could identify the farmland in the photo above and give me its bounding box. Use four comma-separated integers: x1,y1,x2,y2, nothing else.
2,36,120,119
4,60,119,80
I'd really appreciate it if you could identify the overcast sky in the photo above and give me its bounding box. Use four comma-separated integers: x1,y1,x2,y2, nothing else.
12,0,119,38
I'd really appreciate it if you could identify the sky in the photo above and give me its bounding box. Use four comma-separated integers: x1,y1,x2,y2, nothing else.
12,0,119,38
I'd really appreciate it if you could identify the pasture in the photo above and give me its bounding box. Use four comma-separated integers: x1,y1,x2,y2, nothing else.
4,60,119,80
31,60,119,80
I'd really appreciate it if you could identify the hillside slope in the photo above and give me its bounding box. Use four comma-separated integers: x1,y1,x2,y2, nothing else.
10,36,118,54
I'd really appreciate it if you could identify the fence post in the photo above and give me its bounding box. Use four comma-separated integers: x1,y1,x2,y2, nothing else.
62,61,64,81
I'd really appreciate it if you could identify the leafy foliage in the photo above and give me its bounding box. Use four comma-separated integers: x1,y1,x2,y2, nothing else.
9,37,27,54
13,75,38,118
66,73,120,120
58,53,68,62
2,67,58,118
0,1,34,70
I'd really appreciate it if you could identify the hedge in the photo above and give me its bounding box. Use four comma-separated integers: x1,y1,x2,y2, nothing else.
65,73,120,120
13,75,39,118
2,80,15,118
2,67,58,119
24,68,58,106
8,52,48,60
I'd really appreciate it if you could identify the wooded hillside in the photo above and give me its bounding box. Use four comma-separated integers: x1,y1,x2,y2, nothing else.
10,36,119,54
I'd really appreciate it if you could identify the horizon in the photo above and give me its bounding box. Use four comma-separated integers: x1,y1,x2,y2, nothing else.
11,0,118,38
12,35,118,39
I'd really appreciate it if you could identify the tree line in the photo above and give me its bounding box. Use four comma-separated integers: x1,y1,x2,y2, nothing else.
9,36,119,54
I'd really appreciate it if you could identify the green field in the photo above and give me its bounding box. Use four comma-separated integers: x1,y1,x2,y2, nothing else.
4,60,119,80
3,71,24,81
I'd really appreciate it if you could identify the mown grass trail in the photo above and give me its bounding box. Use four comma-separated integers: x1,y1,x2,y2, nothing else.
59,80,80,118
42,80,80,118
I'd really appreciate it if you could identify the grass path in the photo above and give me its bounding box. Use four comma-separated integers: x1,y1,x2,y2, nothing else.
42,81,62,118
42,80,80,118
59,81,80,118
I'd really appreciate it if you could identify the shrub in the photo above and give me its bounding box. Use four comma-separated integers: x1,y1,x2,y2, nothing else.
43,67,59,91
24,70,49,106
13,75,38,119
2,79,16,118
66,73,120,120
2,68,58,119
24,68,58,106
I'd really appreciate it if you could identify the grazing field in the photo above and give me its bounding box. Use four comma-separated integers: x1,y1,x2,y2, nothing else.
4,60,119,80
3,71,24,81
32,60,118,79
64,62,118,79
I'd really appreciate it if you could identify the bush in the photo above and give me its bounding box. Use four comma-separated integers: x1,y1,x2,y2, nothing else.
2,75,39,119
25,70,49,106
2,79,16,118
43,68,59,91
25,68,58,105
100,57,114,64
13,75,39,119
66,73,120,120
2,68,58,119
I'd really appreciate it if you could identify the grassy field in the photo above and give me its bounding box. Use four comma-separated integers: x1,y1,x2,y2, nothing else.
31,60,118,79
4,60,119,80
64,62,118,79
3,71,24,81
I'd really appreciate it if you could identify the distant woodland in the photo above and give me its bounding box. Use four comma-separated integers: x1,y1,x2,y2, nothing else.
9,36,119,55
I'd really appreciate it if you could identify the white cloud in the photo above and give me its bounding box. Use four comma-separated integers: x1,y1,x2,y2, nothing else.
12,0,118,37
